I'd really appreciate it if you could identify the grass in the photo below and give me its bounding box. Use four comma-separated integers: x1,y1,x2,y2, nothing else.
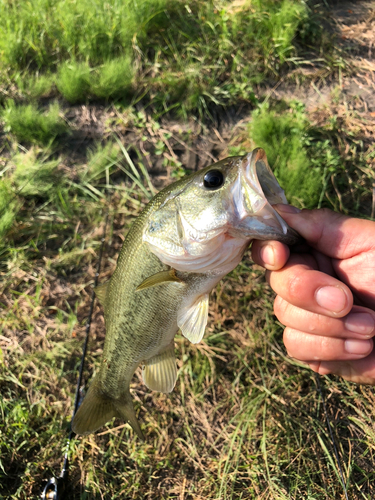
0,179,17,240
0,0,375,499
0,0,336,113
56,57,134,103
0,110,374,497
2,234,375,498
1,100,68,146
11,149,62,198
249,102,323,208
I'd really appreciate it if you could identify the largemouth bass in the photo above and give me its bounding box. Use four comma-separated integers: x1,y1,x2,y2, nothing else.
72,148,300,440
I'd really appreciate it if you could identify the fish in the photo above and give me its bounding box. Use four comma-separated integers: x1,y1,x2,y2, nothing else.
72,148,300,440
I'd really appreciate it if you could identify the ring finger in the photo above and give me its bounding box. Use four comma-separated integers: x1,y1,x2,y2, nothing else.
274,297,375,340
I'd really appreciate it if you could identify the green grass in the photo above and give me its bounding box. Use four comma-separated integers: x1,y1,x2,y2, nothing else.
56,56,134,103
249,102,323,208
2,100,68,145
0,179,17,240
0,0,334,113
15,73,55,100
79,141,122,184
0,0,167,70
11,149,62,198
56,61,92,104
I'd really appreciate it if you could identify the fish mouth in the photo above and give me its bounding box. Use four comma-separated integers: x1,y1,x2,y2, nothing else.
229,148,301,245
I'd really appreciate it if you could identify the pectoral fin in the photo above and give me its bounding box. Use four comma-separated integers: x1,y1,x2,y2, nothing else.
177,293,209,344
142,342,177,393
136,269,183,292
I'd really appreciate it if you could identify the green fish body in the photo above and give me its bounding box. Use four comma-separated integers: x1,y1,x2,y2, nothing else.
72,149,300,440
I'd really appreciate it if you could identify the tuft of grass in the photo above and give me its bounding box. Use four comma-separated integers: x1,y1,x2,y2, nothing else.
0,179,17,241
90,56,134,101
56,60,91,104
249,102,324,208
15,73,55,100
77,141,122,200
2,100,68,146
57,56,134,103
249,0,308,67
11,149,61,198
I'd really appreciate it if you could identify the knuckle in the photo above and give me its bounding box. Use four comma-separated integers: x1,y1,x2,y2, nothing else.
286,272,305,302
274,295,289,321
317,335,337,359
307,312,328,334
283,327,296,352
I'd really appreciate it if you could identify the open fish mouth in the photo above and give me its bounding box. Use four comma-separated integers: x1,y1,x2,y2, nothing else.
228,148,301,246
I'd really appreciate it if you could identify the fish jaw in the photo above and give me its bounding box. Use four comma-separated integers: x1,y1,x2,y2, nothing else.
227,149,301,245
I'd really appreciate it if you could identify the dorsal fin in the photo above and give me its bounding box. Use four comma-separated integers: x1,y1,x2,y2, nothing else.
94,282,109,309
136,269,183,292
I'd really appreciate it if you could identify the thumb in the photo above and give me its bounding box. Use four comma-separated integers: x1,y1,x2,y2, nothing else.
274,206,374,260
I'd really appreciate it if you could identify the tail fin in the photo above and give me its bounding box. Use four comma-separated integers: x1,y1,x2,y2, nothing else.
114,400,144,441
72,377,144,440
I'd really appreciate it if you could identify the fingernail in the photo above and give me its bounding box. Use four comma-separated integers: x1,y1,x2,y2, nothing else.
274,204,301,214
260,244,275,267
345,313,375,335
315,286,348,313
344,339,372,355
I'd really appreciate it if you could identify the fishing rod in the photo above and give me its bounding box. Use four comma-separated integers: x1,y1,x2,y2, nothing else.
40,213,108,500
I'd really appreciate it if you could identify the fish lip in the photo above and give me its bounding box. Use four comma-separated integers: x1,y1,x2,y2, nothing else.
228,149,302,246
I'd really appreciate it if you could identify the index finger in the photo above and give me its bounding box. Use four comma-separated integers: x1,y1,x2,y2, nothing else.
273,206,374,259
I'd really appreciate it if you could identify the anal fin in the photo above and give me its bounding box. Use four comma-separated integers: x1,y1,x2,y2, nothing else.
142,342,177,393
177,293,209,344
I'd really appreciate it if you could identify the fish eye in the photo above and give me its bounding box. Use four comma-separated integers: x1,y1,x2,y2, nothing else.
203,169,224,189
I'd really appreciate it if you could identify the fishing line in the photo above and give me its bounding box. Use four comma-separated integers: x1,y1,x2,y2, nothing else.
40,210,109,500
315,373,349,500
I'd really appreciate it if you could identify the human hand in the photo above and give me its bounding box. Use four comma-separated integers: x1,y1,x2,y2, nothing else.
251,206,375,384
